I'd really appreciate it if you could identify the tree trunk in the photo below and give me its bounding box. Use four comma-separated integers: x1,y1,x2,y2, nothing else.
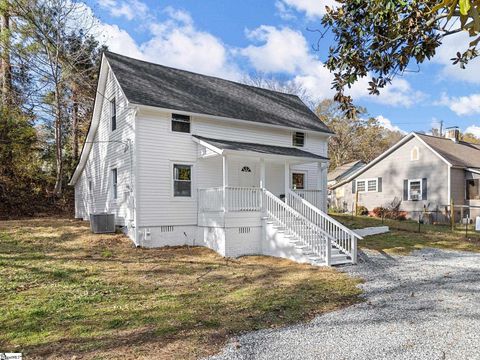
71,82,79,162
53,80,63,196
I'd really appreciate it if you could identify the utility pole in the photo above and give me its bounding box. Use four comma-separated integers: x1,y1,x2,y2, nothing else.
439,120,443,137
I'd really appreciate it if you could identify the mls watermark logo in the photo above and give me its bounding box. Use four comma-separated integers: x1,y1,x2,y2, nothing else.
0,354,22,360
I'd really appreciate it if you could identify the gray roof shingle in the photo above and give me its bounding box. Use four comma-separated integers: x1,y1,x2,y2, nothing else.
193,135,328,160
328,160,365,181
416,133,480,168
104,52,332,134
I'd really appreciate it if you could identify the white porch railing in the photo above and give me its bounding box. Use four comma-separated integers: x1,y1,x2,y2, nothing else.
198,186,262,212
293,189,322,210
263,189,328,262
286,190,361,263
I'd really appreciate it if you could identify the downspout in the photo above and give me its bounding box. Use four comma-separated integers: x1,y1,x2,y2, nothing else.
447,164,452,208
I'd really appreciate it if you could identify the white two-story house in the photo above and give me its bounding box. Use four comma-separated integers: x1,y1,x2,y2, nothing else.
69,52,360,266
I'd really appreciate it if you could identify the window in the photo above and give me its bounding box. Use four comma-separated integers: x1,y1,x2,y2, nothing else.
172,113,190,133
292,173,305,189
408,179,422,201
110,98,116,131
241,166,251,173
467,179,480,200
411,146,419,161
173,164,192,197
356,178,378,193
292,132,305,147
111,168,118,199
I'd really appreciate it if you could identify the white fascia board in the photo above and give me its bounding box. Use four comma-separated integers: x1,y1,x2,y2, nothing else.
223,149,328,164
134,103,333,137
191,136,224,155
68,55,110,186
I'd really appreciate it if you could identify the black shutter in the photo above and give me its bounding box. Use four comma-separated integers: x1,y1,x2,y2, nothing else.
352,180,356,194
422,178,427,200
403,179,408,201
378,177,382,192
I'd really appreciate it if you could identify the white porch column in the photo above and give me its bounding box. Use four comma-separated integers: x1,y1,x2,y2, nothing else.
222,155,228,211
284,161,290,197
260,158,266,189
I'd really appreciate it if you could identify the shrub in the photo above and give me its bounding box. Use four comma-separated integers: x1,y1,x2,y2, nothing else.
372,207,386,218
356,205,369,216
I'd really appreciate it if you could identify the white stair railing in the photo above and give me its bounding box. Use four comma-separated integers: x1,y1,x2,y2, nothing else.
286,190,361,264
263,189,328,264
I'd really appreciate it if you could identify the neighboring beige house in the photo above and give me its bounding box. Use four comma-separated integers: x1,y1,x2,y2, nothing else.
331,130,480,220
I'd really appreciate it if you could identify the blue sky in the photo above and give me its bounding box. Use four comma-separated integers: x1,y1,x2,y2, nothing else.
85,0,480,136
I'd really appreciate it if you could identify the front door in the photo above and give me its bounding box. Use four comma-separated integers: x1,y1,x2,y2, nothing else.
239,164,256,187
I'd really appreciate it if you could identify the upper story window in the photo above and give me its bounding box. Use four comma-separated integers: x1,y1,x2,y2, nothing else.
110,97,117,131
411,146,419,161
173,164,192,197
241,166,251,173
172,113,190,133
292,132,305,147
111,168,118,199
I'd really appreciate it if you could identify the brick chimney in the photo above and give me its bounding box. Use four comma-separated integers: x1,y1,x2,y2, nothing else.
445,126,460,143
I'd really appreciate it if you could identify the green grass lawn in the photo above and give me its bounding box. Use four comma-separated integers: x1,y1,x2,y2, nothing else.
0,218,362,360
332,213,480,255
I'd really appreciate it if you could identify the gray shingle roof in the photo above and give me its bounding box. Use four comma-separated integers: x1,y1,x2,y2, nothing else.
193,135,328,160
104,52,332,134
328,160,365,182
416,133,480,168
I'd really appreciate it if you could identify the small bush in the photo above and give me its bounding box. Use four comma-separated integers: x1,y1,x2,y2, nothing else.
372,207,386,218
356,205,369,216
372,198,407,221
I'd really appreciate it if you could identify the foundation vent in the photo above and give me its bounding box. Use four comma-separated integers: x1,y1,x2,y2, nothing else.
239,227,251,234
160,225,174,233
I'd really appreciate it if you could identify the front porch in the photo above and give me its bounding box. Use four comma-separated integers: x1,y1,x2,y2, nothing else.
193,136,360,266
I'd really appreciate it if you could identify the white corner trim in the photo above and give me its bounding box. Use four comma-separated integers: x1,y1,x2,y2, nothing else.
191,136,224,155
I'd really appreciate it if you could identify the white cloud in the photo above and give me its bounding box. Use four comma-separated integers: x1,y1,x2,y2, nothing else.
376,115,406,134
436,93,480,116
240,25,423,106
465,125,480,137
92,6,240,80
99,0,149,21
276,0,338,18
433,31,480,84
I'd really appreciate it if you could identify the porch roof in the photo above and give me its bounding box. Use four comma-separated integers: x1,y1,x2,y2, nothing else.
193,135,328,161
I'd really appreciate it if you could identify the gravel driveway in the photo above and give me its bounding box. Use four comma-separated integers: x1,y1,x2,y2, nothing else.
209,248,480,360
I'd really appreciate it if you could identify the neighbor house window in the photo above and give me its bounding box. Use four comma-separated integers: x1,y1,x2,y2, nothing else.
110,98,116,131
467,179,480,200
356,178,378,193
292,173,305,189
292,132,305,147
408,179,422,201
173,164,192,197
111,168,118,199
411,146,419,161
172,113,190,133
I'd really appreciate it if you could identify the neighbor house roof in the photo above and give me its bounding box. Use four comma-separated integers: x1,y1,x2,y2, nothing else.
415,133,480,168
331,132,480,190
104,52,332,134
193,135,328,161
328,160,365,182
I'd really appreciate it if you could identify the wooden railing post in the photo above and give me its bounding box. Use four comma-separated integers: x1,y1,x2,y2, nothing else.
351,233,357,264
325,235,331,266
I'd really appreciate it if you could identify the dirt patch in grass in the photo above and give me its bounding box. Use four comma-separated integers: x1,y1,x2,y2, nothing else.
332,214,480,255
0,218,362,359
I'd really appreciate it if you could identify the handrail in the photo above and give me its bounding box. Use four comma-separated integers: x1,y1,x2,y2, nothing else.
288,190,362,240
262,188,328,264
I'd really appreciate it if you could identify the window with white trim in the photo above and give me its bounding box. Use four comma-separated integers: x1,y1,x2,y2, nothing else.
411,146,419,161
408,179,422,200
110,98,116,131
111,168,118,199
292,173,305,189
173,164,192,197
172,113,190,133
356,178,378,192
292,132,305,147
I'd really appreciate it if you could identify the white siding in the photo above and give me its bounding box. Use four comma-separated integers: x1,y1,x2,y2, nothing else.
135,108,329,227
74,66,136,228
